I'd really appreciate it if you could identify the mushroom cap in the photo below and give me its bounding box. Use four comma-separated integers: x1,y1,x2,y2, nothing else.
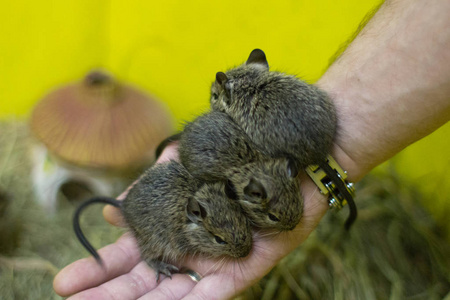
30,71,174,170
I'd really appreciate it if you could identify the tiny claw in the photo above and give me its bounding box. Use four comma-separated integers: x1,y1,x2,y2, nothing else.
147,259,179,282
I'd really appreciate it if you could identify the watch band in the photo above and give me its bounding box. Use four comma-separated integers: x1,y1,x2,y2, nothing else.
306,155,357,229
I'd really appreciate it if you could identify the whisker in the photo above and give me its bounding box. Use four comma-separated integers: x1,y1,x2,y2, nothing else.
203,258,220,275
213,257,226,274
234,258,246,295
255,230,281,239
251,241,278,257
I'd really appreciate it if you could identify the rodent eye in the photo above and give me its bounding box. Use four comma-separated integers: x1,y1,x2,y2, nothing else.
250,191,263,198
214,235,228,245
268,213,280,222
212,93,219,100
287,159,299,178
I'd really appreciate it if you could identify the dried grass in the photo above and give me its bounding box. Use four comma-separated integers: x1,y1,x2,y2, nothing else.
0,121,125,299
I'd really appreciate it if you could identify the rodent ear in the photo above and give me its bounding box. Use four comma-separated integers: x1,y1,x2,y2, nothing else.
244,178,267,199
216,72,232,100
246,49,269,69
216,72,228,86
224,179,238,200
187,197,207,223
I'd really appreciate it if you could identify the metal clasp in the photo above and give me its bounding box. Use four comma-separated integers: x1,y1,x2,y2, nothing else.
305,155,355,210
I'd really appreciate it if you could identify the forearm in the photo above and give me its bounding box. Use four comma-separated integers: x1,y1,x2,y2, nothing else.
317,0,450,182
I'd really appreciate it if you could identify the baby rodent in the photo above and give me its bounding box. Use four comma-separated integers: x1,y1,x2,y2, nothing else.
177,110,303,231
225,158,303,231
178,110,261,181
74,160,252,281
155,50,355,229
210,50,357,229
210,49,336,168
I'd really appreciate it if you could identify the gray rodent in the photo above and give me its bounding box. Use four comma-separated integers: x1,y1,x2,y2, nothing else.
210,48,336,168
178,110,262,181
224,158,302,231
209,49,356,229
74,160,253,281
156,49,355,229
178,110,303,231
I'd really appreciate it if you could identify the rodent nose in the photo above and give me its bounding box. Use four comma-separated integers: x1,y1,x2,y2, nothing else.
283,215,301,231
237,243,252,258
281,221,298,231
287,224,297,231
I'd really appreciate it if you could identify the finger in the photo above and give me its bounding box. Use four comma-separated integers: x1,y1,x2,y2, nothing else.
54,233,141,297
182,274,246,300
104,205,126,227
180,254,268,300
103,185,134,227
155,142,180,164
67,261,158,300
138,272,197,300
177,246,276,300
179,238,295,300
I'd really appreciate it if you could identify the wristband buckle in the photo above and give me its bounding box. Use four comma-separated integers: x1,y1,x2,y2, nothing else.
305,155,355,210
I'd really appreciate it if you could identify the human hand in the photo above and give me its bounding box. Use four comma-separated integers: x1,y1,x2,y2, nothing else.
53,143,330,300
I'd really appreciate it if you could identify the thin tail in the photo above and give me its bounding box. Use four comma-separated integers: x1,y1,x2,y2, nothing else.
155,132,183,159
73,196,122,265
318,160,357,230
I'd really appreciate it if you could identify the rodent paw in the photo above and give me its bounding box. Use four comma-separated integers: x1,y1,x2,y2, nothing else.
148,259,180,282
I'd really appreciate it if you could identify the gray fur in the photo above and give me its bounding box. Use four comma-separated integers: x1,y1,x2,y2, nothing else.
179,110,262,181
121,160,252,280
210,49,336,168
226,158,303,231
178,111,303,231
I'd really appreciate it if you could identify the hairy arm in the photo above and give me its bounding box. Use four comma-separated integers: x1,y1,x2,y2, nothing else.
322,0,450,182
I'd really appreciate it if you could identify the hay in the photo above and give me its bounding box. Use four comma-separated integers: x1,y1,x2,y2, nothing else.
0,120,449,299
0,121,125,299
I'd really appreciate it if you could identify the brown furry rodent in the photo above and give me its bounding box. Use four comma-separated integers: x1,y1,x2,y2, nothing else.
155,50,355,229
225,158,303,231
210,50,357,229
74,160,252,281
210,49,336,168
178,110,262,181
177,111,303,231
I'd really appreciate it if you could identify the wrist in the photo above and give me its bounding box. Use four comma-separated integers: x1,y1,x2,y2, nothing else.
316,76,383,183
316,0,450,183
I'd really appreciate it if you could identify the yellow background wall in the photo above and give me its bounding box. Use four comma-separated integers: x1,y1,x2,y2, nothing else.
0,0,448,220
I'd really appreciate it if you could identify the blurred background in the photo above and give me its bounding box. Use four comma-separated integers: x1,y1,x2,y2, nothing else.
0,0,449,299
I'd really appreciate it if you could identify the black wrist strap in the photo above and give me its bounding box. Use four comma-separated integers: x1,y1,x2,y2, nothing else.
306,155,357,230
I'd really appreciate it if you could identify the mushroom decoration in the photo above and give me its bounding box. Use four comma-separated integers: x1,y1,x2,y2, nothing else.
29,70,174,212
